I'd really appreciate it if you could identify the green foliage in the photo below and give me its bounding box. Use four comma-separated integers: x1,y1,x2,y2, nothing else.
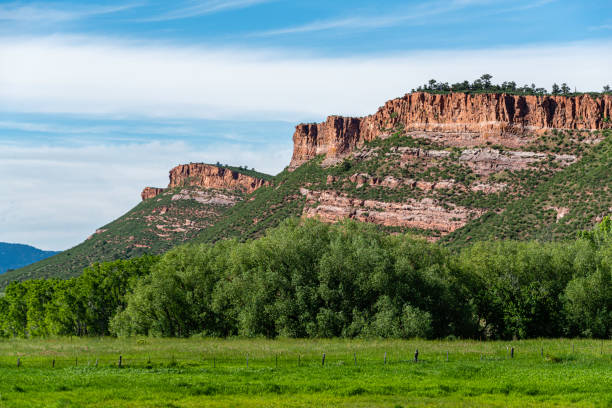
118,219,475,339
0,256,158,337
3,218,611,340
414,74,606,96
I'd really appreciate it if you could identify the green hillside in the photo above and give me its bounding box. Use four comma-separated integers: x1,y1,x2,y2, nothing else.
444,131,612,245
4,128,611,288
198,127,611,244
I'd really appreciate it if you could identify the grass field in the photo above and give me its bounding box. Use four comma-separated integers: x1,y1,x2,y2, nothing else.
0,338,610,407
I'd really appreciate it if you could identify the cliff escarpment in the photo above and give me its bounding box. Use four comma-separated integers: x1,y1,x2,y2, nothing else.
142,163,269,200
290,92,612,168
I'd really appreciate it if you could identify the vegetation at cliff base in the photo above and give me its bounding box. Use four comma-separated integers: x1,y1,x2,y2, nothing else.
1,217,610,340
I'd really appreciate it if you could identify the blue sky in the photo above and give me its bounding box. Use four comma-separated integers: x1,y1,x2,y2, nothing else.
0,0,611,250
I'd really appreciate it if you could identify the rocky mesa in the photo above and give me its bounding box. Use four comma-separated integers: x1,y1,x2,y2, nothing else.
290,92,612,168
142,163,270,200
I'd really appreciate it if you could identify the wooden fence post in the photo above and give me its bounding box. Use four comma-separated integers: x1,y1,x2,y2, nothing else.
322,353,326,366
353,352,357,366
118,355,122,368
414,349,419,363
17,358,20,368
275,354,278,369
246,355,249,368
510,347,514,359
95,359,99,367
384,352,387,365
52,359,55,368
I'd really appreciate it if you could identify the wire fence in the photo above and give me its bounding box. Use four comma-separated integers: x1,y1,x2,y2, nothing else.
3,343,611,370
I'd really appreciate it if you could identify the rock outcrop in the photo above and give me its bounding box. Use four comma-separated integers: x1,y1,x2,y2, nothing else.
300,188,484,235
290,92,612,168
141,163,269,201
141,187,165,201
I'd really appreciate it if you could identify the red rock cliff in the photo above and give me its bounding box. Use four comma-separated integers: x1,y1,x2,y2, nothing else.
290,92,612,169
141,163,269,201
141,187,165,201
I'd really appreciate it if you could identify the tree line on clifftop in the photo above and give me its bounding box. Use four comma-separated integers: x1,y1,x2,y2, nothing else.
0,217,610,340
413,74,612,97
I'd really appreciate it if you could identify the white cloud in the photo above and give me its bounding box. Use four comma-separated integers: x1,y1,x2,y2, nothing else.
0,140,292,250
1,36,611,122
1,34,611,250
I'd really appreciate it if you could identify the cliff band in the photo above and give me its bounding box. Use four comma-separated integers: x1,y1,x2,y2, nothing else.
290,92,612,168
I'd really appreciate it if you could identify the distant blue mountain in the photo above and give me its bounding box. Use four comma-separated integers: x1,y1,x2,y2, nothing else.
0,243,60,274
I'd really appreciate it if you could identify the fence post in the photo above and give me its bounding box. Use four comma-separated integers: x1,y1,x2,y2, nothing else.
353,352,357,366
510,347,514,359
446,351,449,362
17,358,20,368
541,347,543,357
275,354,278,369
246,355,249,368
118,355,122,368
384,352,387,365
414,349,419,363
52,359,55,368
75,357,78,367
95,359,99,368
322,353,326,366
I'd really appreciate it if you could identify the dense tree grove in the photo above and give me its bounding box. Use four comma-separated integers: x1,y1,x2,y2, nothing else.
1,218,610,339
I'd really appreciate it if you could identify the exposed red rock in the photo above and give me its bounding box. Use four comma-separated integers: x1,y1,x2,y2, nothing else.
300,188,484,234
141,187,165,201
289,92,612,169
141,163,269,201
169,163,269,193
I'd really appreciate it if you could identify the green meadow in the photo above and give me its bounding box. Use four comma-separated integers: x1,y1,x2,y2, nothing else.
0,338,610,407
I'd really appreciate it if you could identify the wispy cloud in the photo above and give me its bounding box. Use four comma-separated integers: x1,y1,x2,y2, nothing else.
0,2,138,23
251,0,554,37
139,0,273,22
1,36,610,121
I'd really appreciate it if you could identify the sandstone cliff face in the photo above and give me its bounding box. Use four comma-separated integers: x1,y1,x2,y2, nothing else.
141,187,165,201
290,92,612,168
141,163,269,201
168,163,268,193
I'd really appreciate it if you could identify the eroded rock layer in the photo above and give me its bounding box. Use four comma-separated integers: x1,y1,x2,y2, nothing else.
300,188,484,234
290,92,612,168
141,163,269,201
